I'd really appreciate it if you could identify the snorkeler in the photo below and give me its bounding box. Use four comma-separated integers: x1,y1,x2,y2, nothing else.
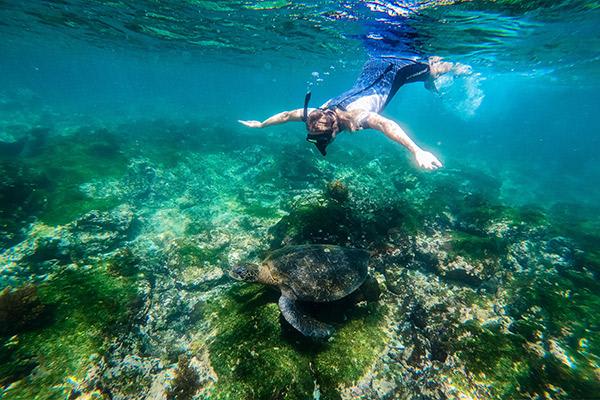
239,56,471,170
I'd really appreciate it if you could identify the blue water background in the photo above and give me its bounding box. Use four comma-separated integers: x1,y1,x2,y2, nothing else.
1,2,599,210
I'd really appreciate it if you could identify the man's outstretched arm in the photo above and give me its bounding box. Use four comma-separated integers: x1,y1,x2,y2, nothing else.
365,113,443,170
239,108,307,128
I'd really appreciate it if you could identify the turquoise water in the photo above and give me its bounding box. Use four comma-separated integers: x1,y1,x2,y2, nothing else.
1,1,599,399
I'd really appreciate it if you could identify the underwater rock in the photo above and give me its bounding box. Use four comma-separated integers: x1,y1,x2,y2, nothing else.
268,201,358,247
20,126,51,157
126,270,206,363
162,237,229,291
381,265,407,295
505,234,579,275
410,232,446,272
0,210,141,284
69,206,139,258
86,257,217,399
101,354,163,400
437,257,487,286
124,159,176,203
176,266,225,291
326,179,349,203
0,160,51,247
409,231,503,286
335,266,466,399
0,284,47,336
125,159,159,200
505,239,537,271
355,275,382,303
0,224,64,287
0,135,27,156
543,236,577,270
72,206,136,236
23,234,72,265
107,247,140,277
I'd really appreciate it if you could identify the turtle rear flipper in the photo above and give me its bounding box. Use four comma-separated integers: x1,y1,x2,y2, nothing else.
278,295,334,339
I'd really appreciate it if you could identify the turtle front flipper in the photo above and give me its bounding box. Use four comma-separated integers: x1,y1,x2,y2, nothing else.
278,295,335,339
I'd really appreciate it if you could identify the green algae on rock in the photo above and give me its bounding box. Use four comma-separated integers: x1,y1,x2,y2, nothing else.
448,230,508,262
451,268,600,399
0,266,140,400
106,247,140,277
200,285,314,399
197,284,387,400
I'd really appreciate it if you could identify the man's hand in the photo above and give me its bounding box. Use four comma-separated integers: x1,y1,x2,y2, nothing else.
415,149,443,170
238,120,263,128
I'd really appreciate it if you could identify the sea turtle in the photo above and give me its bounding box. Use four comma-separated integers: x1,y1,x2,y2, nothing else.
229,244,371,339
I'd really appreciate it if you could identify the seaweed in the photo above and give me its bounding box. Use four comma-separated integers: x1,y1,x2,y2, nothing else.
167,355,201,400
199,284,387,400
453,321,531,398
454,269,600,399
0,267,139,399
106,247,140,277
448,230,508,261
30,129,128,225
0,337,37,388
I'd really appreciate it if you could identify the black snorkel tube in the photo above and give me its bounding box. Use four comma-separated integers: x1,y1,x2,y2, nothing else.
303,91,333,156
302,91,311,123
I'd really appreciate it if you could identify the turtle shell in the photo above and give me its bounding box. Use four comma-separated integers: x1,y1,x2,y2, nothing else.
265,244,370,302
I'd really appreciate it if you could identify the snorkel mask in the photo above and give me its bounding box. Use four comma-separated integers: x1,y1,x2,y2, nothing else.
302,91,335,156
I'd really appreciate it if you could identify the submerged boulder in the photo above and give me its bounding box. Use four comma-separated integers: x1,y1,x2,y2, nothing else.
69,206,139,258
0,284,47,336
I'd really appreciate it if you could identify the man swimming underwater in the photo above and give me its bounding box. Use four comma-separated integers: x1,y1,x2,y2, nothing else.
239,56,471,170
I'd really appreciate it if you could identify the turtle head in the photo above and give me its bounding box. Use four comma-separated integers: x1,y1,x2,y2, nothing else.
229,263,260,282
